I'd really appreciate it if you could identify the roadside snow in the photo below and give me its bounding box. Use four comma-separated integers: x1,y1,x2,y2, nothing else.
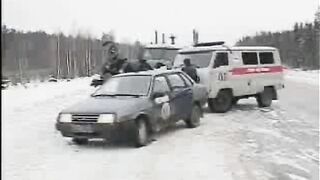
2,77,233,180
284,69,319,86
2,70,319,180
2,77,94,111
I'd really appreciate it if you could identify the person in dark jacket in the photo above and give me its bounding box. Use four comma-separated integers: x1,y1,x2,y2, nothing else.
122,61,137,73
137,59,153,71
182,58,200,83
154,62,166,69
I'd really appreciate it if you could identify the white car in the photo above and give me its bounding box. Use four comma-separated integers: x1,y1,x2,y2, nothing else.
173,42,285,113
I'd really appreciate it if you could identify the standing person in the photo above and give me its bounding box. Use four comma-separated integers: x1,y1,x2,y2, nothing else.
137,59,153,71
182,58,200,83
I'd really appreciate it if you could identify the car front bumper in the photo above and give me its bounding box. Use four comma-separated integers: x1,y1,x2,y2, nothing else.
55,121,136,139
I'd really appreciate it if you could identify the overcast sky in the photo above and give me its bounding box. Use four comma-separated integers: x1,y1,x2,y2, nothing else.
2,0,319,45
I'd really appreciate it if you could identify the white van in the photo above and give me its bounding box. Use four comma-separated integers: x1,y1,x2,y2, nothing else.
173,43,285,113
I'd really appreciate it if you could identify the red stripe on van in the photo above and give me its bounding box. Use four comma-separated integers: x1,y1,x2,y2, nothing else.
231,66,283,75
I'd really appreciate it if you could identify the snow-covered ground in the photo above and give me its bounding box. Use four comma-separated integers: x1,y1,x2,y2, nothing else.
284,69,319,86
2,70,319,180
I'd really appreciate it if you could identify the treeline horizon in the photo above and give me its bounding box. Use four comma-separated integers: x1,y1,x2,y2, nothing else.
236,18,320,70
1,25,144,84
2,17,320,84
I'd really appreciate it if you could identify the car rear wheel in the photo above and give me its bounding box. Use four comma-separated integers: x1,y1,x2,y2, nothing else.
185,105,201,128
232,98,239,105
134,118,150,147
208,90,233,113
256,87,273,107
72,138,88,145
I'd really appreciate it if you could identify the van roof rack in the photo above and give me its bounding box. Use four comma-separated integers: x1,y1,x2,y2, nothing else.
193,41,225,47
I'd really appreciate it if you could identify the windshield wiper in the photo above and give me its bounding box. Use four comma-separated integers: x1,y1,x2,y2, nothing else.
91,93,142,97
91,94,116,97
111,94,142,97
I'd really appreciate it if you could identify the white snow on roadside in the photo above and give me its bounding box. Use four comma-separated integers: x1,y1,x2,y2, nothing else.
2,69,319,180
2,77,94,111
284,69,319,86
2,77,233,180
287,173,309,180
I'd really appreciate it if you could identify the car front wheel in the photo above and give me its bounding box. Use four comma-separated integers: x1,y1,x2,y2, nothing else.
134,118,150,147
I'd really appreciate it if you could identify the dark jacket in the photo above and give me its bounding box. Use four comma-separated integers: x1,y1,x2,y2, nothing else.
138,61,153,71
182,65,199,82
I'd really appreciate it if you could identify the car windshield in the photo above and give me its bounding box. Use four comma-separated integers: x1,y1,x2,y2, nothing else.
92,75,152,96
173,51,213,68
143,48,178,61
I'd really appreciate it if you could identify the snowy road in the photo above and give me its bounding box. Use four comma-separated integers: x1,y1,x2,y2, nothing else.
2,71,319,180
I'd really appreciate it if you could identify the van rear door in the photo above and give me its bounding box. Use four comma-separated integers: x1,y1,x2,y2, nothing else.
232,51,260,95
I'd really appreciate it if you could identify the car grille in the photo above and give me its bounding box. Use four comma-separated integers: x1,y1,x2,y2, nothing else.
72,114,99,123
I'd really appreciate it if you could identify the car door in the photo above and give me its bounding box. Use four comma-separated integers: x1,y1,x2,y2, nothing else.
180,72,207,106
210,51,230,94
166,73,193,120
151,75,174,128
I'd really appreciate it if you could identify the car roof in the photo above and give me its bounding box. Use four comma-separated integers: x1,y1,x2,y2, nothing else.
113,69,183,78
179,45,277,53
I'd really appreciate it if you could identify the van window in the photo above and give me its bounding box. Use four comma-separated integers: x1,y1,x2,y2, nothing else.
213,52,228,68
259,52,274,64
242,52,258,65
173,51,212,68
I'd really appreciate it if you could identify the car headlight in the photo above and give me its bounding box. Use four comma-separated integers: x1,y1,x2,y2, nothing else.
59,113,72,123
98,114,115,123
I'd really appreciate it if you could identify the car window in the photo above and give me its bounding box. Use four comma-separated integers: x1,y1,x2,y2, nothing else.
173,51,213,68
153,76,170,93
242,52,258,65
213,52,229,68
259,52,274,64
179,73,193,87
167,73,186,88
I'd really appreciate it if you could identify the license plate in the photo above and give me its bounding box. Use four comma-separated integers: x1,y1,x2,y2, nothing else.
71,124,94,133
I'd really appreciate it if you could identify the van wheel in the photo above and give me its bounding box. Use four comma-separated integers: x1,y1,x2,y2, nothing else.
134,118,150,147
256,87,273,107
72,138,88,145
208,90,233,113
185,105,201,128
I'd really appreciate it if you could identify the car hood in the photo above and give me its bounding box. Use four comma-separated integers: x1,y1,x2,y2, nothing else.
61,96,151,117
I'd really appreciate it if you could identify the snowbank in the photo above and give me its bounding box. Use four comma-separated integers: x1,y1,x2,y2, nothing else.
2,70,318,180
2,77,95,111
284,69,319,86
